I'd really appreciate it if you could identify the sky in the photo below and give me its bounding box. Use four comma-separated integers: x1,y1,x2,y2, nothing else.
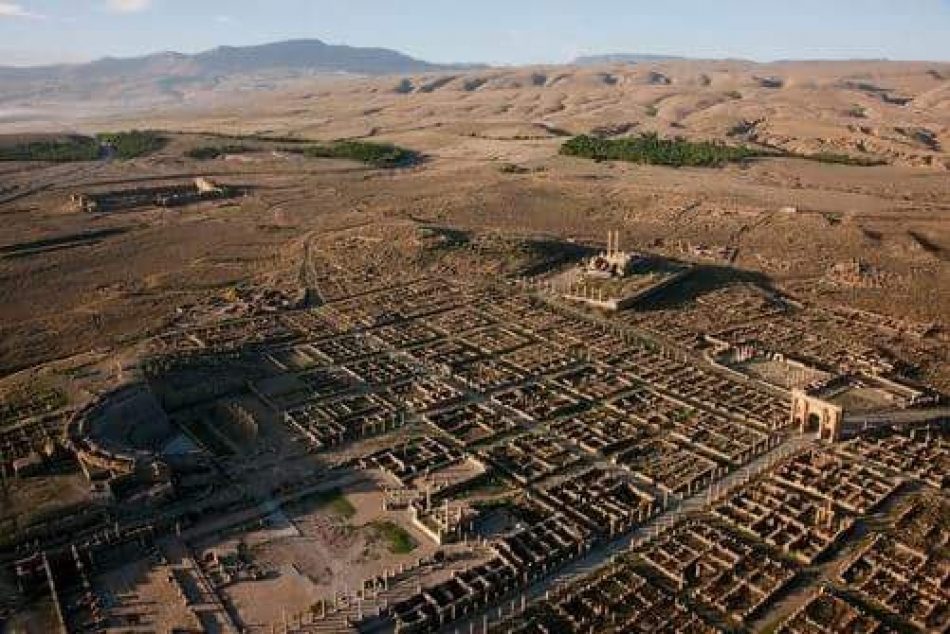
1,0,949,66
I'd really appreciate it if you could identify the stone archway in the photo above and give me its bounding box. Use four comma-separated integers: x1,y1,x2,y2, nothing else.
791,390,844,442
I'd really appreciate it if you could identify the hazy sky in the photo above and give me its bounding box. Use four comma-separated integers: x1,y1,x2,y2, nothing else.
1,0,949,66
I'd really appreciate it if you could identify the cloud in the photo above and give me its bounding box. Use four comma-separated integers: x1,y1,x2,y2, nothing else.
214,14,234,24
105,0,152,13
0,2,45,18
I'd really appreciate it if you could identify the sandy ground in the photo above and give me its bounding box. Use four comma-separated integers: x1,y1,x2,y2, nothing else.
1,473,93,527
188,469,453,630
0,127,945,391
92,558,202,632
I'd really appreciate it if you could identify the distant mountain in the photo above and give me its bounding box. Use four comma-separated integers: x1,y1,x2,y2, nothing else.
0,39,483,106
572,54,688,66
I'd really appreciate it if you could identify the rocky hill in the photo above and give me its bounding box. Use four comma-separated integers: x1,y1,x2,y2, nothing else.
0,38,481,107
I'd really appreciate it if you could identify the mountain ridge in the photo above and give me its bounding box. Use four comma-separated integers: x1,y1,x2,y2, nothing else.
0,38,484,83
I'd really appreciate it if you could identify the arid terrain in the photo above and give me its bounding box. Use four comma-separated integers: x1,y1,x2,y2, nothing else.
1,56,948,634
2,59,949,381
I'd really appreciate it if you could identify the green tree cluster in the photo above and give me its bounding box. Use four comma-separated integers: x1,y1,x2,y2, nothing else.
561,133,761,167
797,152,886,167
298,140,420,167
0,136,100,162
96,130,166,159
185,144,253,160
185,138,420,167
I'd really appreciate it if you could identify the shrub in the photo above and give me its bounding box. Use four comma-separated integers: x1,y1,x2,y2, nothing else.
848,105,868,119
